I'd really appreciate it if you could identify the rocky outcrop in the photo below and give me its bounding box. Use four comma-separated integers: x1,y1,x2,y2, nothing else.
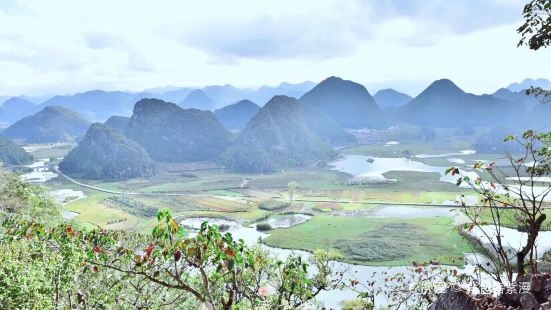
125,98,232,162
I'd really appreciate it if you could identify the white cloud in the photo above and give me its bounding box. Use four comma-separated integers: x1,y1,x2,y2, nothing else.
0,0,547,97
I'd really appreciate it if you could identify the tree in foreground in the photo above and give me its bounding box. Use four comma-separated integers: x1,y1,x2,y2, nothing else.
447,130,551,284
93,209,344,309
0,185,345,309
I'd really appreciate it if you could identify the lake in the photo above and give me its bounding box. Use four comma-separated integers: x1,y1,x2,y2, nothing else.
181,213,499,308
329,155,442,183
20,158,58,183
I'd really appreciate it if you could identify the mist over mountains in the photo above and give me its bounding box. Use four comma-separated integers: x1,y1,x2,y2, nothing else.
214,100,260,131
0,81,316,125
149,81,315,110
2,106,90,144
38,90,150,122
3,75,551,177
401,79,524,127
180,89,217,110
1,77,548,128
507,78,551,92
0,97,39,125
374,89,412,109
300,76,380,129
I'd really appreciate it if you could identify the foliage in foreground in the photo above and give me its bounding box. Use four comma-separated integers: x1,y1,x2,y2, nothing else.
447,129,551,289
0,208,344,309
0,169,61,222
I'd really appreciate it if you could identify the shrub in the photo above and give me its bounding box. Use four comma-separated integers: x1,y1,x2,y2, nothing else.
256,222,272,231
0,209,344,309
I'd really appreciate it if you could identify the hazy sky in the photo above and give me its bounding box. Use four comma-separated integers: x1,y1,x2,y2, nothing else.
0,0,549,97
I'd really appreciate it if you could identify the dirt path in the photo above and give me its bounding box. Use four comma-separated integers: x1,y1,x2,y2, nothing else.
54,167,249,202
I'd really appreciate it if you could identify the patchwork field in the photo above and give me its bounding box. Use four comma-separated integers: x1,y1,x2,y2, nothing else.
22,139,526,267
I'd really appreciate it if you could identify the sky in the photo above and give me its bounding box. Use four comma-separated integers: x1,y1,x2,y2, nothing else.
0,0,549,97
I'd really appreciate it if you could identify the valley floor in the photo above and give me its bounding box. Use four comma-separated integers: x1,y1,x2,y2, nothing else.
19,138,551,267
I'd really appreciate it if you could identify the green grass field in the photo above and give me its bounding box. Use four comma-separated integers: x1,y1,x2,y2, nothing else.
65,191,158,232
263,215,473,266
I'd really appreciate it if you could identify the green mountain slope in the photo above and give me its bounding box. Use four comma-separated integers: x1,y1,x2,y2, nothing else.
2,106,90,143
59,123,154,180
300,76,379,129
125,99,232,162
0,135,33,166
225,96,335,173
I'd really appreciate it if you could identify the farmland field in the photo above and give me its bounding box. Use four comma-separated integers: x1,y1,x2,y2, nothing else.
21,137,517,267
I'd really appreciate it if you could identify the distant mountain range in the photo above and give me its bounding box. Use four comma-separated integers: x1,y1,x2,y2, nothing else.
250,82,316,105
180,89,217,110
473,126,526,154
60,123,155,180
38,90,149,122
214,100,260,130
0,76,550,180
373,89,412,109
202,84,248,108
401,79,524,127
300,76,379,129
4,77,548,129
125,99,232,162
154,82,315,108
2,106,90,143
200,82,316,108
225,95,335,173
507,78,551,92
0,135,33,166
0,82,314,125
492,88,539,108
152,87,193,103
0,97,39,125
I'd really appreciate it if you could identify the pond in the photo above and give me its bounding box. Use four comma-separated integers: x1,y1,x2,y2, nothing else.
256,213,312,229
62,211,79,220
180,217,268,245
51,189,86,204
370,206,453,218
506,176,551,183
467,226,551,263
329,155,442,183
447,157,465,164
20,158,58,183
415,150,476,159
330,154,488,189
181,214,313,244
